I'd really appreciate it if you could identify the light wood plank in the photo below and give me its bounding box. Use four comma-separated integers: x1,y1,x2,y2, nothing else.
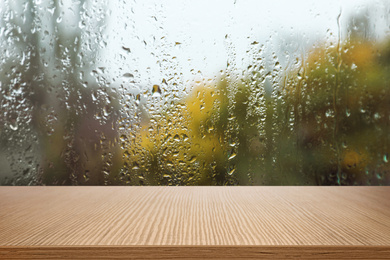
1,246,390,259
0,187,390,259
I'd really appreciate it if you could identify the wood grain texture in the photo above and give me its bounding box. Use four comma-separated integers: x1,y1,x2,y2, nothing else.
1,246,390,259
1,187,390,259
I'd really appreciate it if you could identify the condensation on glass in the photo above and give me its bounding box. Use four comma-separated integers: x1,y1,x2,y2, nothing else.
1,0,389,185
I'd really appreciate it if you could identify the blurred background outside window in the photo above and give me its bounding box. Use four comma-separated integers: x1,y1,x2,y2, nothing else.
1,0,390,185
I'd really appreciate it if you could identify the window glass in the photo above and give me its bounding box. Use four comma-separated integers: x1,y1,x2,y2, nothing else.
1,0,389,185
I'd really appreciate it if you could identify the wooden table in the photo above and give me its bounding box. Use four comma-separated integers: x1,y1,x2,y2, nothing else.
1,187,390,259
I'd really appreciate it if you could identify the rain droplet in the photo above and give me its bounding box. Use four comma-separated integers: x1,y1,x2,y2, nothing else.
152,84,162,96
122,46,131,53
120,135,127,142
123,73,134,78
228,151,237,160
188,156,197,163
132,162,140,170
83,171,90,181
346,108,351,117
103,105,111,116
135,94,141,105
182,134,189,141
9,121,18,131
227,165,236,176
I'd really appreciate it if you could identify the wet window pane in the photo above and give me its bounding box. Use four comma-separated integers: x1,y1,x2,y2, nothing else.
1,0,389,185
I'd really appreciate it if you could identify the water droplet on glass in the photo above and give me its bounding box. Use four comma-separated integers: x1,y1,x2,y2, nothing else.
227,165,236,176
9,121,18,131
228,151,237,160
123,73,134,78
152,85,162,97
122,46,131,53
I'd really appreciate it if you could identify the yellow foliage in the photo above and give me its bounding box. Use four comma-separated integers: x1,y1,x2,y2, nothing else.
341,148,368,172
343,43,375,69
185,84,221,132
129,82,225,184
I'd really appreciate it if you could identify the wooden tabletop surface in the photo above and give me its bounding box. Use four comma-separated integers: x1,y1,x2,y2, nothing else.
1,186,390,259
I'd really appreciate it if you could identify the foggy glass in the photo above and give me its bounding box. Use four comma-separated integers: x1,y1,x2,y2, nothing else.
1,0,389,185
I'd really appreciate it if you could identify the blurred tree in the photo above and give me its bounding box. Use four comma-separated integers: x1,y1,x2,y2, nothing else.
127,28,390,186
281,31,390,185
0,0,122,185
